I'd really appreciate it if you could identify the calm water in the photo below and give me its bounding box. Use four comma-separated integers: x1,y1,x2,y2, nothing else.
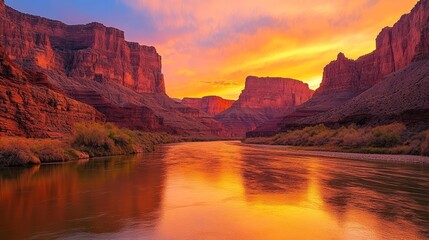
1,141,429,240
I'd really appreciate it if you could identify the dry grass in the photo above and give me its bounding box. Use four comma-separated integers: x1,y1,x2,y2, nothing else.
0,138,40,167
70,123,177,157
1,122,177,167
244,123,429,156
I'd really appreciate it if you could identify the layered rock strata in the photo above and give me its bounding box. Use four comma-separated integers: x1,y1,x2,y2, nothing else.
249,0,429,137
0,1,224,137
182,96,234,116
215,76,314,137
0,45,105,138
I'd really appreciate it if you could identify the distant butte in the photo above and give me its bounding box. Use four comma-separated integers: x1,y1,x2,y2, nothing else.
182,96,235,117
215,76,314,137
249,0,429,137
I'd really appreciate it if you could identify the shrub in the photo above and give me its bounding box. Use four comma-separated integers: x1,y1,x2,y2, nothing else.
70,122,175,157
244,122,429,155
334,126,371,147
71,123,115,150
369,123,406,148
32,139,75,163
419,130,429,156
0,138,40,167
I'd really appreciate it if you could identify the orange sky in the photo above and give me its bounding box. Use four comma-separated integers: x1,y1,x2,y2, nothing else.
120,0,418,99
8,0,419,100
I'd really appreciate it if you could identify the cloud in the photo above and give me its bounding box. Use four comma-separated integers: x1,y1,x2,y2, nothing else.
201,80,241,86
120,0,418,99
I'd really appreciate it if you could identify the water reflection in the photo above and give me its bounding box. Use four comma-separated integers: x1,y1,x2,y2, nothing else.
0,153,166,239
0,142,428,239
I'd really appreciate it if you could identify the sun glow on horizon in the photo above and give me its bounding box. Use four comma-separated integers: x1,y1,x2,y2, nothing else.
129,0,417,100
8,0,419,100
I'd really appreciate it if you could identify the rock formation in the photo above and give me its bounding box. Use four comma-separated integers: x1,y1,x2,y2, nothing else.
182,96,234,116
216,76,314,137
317,0,429,96
0,1,224,137
248,0,429,137
298,59,429,130
0,3,164,94
0,45,105,138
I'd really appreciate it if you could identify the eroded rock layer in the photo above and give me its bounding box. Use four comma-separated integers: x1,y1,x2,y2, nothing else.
0,45,105,138
0,1,224,137
182,96,234,116
216,76,314,137
249,0,429,137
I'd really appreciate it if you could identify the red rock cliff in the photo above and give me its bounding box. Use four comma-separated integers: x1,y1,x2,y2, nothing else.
249,0,429,137
0,45,105,138
316,0,429,96
237,76,314,109
0,4,164,94
216,76,314,137
0,2,225,137
182,96,234,116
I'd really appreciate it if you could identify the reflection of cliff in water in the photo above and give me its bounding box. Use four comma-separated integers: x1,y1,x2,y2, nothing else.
0,153,167,239
317,160,429,237
240,147,310,205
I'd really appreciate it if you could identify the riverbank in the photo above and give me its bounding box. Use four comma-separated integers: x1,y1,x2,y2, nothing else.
0,123,179,167
244,123,429,157
244,143,429,163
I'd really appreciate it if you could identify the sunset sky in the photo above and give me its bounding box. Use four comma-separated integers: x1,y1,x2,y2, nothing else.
8,0,418,99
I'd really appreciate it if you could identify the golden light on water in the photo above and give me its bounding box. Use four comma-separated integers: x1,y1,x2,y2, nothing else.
0,142,427,239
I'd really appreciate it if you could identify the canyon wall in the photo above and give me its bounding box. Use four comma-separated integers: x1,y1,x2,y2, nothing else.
182,96,234,116
316,0,429,97
216,76,313,137
0,45,105,138
249,0,429,137
0,1,225,137
0,3,164,94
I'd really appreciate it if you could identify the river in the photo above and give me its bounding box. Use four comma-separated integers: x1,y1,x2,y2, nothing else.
0,141,428,239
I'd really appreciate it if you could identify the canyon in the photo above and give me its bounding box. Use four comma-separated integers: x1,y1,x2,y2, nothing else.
0,0,428,139
248,0,429,137
0,0,223,137
0,45,104,137
215,76,314,137
182,96,234,117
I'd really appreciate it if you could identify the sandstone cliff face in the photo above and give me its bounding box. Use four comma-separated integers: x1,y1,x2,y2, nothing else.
316,0,429,96
296,59,429,130
0,45,105,138
249,0,429,137
0,2,224,137
0,4,164,94
182,96,234,116
216,76,314,137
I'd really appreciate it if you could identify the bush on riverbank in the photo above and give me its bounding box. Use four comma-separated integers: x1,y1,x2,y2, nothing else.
70,123,177,157
0,138,79,167
0,138,40,167
244,123,429,156
0,123,177,167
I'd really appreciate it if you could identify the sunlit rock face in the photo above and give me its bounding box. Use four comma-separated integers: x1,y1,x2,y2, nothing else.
0,3,164,94
317,0,429,97
182,96,235,117
249,0,429,137
0,1,225,137
0,45,105,138
215,76,314,137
